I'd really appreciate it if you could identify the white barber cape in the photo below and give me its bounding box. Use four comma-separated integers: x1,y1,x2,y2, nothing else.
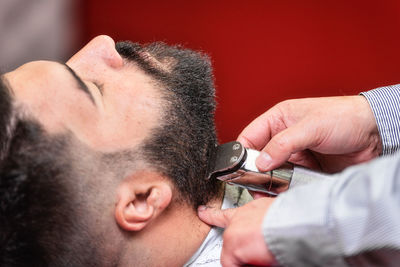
184,185,253,267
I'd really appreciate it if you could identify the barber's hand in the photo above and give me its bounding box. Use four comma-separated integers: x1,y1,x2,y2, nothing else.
238,96,382,173
198,198,277,267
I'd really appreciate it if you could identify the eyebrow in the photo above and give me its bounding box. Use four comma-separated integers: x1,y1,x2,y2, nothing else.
58,62,96,105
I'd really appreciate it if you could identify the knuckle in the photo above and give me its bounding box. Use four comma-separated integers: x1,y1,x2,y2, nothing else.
222,210,231,223
272,133,292,152
223,229,234,242
275,99,293,111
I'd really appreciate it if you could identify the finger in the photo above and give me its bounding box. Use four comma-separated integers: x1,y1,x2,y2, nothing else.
256,121,319,171
220,246,240,267
197,206,236,228
248,190,271,199
288,150,322,170
237,111,275,150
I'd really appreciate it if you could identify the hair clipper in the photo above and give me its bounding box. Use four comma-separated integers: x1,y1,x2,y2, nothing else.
206,141,331,196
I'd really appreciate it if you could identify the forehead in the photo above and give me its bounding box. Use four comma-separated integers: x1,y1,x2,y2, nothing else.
4,60,164,153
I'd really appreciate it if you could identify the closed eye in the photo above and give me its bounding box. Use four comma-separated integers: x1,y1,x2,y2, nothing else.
93,82,104,96
60,62,97,106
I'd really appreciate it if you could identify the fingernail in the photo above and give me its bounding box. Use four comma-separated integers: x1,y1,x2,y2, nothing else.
198,205,207,212
256,152,272,170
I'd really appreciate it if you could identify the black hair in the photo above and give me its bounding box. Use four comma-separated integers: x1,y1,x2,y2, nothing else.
0,78,108,266
0,42,221,266
116,42,222,207
0,78,14,162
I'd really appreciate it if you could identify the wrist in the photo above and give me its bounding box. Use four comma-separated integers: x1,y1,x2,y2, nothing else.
361,86,400,155
357,95,382,155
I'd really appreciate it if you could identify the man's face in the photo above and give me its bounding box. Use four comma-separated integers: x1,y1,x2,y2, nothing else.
4,35,162,152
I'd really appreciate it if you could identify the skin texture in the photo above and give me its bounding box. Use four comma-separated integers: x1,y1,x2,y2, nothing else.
198,198,277,267
4,35,222,266
198,95,381,266
6,36,161,152
238,96,382,173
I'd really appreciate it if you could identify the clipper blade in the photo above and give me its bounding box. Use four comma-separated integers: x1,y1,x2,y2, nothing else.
206,141,247,180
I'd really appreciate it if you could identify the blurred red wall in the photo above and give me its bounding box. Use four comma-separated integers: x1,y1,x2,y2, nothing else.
81,0,400,143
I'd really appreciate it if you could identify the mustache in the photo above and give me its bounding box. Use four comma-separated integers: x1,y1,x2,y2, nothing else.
115,41,144,61
115,41,171,77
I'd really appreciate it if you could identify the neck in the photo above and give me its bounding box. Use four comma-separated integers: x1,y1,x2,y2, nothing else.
121,194,224,266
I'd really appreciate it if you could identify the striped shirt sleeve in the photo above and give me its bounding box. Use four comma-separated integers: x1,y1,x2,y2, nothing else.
361,85,400,155
263,152,400,267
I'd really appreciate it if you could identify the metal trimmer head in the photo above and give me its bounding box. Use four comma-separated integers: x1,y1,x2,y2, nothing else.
206,141,332,196
206,141,247,181
206,141,294,196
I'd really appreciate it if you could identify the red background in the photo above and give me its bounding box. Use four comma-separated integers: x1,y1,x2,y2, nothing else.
81,0,400,143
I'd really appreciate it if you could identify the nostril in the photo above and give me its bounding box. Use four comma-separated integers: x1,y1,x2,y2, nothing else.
92,35,123,68
66,35,124,69
105,50,124,69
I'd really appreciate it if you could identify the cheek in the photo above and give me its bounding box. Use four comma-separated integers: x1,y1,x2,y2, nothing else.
83,97,161,151
13,83,96,134
46,97,100,135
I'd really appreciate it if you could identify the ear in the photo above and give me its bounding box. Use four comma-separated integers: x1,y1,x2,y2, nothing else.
115,172,173,232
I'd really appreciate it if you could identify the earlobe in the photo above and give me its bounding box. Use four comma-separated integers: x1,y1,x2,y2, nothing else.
115,175,173,232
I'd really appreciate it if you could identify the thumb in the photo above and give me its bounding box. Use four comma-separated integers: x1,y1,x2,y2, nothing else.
256,121,316,171
197,206,236,228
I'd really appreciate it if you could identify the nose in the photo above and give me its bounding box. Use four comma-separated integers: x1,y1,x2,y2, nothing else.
67,35,123,69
